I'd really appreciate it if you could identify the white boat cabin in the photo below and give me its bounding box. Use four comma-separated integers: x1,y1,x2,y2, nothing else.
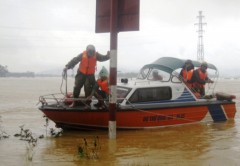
116,57,219,105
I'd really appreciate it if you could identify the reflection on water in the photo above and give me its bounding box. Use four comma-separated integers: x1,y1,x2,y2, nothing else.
0,78,240,165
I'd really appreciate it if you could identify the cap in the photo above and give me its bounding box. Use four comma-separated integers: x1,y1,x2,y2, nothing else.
185,59,192,64
86,44,95,56
99,66,108,77
201,61,208,68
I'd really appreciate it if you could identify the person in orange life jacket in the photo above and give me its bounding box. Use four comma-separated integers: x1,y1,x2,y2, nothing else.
63,45,110,108
191,62,214,97
179,59,194,87
86,66,109,110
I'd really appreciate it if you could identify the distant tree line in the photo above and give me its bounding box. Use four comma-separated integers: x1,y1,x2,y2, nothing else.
117,72,138,78
0,65,9,77
0,64,35,77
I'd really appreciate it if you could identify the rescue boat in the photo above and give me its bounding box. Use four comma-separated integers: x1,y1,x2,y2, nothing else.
38,57,236,130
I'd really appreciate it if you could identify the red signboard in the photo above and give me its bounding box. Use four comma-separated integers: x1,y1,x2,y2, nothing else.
95,0,140,33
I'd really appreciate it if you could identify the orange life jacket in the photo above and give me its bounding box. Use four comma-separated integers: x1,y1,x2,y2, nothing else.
193,68,207,88
97,79,109,94
79,51,97,74
182,69,193,81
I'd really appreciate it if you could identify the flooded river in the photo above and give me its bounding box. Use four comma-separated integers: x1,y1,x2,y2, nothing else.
0,77,240,166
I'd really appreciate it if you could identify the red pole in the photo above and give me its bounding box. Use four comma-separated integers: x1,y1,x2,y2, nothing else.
109,0,118,139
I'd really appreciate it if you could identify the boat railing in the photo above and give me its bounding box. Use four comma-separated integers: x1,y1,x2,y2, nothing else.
39,93,66,106
38,93,104,107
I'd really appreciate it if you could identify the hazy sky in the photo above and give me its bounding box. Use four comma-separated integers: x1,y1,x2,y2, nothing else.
0,0,240,76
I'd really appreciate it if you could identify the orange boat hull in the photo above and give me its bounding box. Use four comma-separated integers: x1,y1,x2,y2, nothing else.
41,102,236,130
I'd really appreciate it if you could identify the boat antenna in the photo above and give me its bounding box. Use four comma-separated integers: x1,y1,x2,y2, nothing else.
195,11,207,62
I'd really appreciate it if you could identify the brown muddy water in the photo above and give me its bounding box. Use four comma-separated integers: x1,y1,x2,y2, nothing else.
0,77,240,166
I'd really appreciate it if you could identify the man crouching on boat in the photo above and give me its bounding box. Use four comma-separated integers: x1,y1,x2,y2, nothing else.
63,45,110,108
86,66,110,110
191,62,214,97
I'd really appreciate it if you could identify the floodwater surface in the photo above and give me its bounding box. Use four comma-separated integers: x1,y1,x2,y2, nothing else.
0,77,240,166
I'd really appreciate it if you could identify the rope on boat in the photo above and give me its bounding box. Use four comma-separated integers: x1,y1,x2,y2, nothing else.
37,71,68,106
121,98,236,124
122,98,199,123
205,72,218,96
60,70,67,96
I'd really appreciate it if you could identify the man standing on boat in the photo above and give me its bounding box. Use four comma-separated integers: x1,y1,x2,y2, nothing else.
191,62,214,97
63,44,110,107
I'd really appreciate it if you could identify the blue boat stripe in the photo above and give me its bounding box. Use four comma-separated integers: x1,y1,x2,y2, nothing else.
175,88,196,102
208,104,227,122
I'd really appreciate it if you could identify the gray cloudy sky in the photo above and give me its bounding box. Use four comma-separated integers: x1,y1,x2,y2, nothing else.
0,0,240,76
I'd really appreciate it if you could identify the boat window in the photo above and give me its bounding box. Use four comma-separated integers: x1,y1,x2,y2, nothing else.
148,69,170,81
137,68,150,79
128,87,172,104
171,75,181,83
117,87,132,103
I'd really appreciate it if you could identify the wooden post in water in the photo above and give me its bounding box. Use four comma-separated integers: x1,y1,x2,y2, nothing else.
95,0,140,139
109,0,118,139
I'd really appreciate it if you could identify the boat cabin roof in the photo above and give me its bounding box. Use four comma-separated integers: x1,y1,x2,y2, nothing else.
141,57,217,74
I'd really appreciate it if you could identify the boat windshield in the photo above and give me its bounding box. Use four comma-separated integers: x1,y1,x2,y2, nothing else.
117,86,132,103
137,68,150,79
137,67,171,81
148,69,170,81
